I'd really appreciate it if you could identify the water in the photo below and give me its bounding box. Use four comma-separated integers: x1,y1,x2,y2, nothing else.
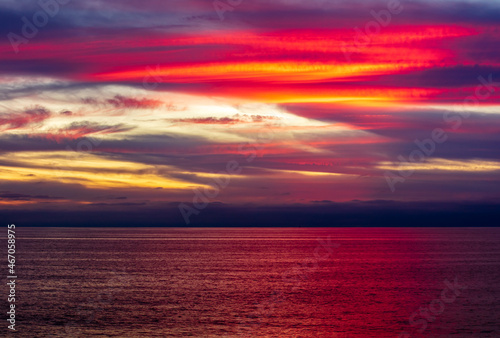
4,227,500,337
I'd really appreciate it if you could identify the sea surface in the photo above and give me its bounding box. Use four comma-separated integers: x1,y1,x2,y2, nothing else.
3,227,500,337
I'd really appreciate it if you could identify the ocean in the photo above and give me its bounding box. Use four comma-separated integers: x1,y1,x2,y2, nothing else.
5,227,500,337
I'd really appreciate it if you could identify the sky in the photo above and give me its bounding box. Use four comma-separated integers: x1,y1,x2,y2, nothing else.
1,0,500,226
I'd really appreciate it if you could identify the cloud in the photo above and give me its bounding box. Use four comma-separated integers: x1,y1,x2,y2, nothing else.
0,106,51,130
82,95,163,109
173,117,240,124
172,114,279,124
89,202,146,206
41,121,134,142
0,192,62,201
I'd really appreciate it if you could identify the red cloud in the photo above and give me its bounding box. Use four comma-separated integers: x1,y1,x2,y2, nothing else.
0,106,51,131
41,121,134,142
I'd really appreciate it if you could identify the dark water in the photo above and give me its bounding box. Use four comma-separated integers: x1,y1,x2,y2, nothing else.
3,227,500,337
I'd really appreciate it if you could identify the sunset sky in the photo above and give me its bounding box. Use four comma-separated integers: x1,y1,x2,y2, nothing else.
1,0,500,226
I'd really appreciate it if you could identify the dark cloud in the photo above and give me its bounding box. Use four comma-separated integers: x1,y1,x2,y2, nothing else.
0,134,62,152
0,59,77,77
82,95,163,109
0,8,26,36
89,202,146,206
42,121,134,141
194,0,500,29
2,200,500,227
374,67,500,89
0,132,204,154
0,5,76,36
283,103,500,140
0,192,62,201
